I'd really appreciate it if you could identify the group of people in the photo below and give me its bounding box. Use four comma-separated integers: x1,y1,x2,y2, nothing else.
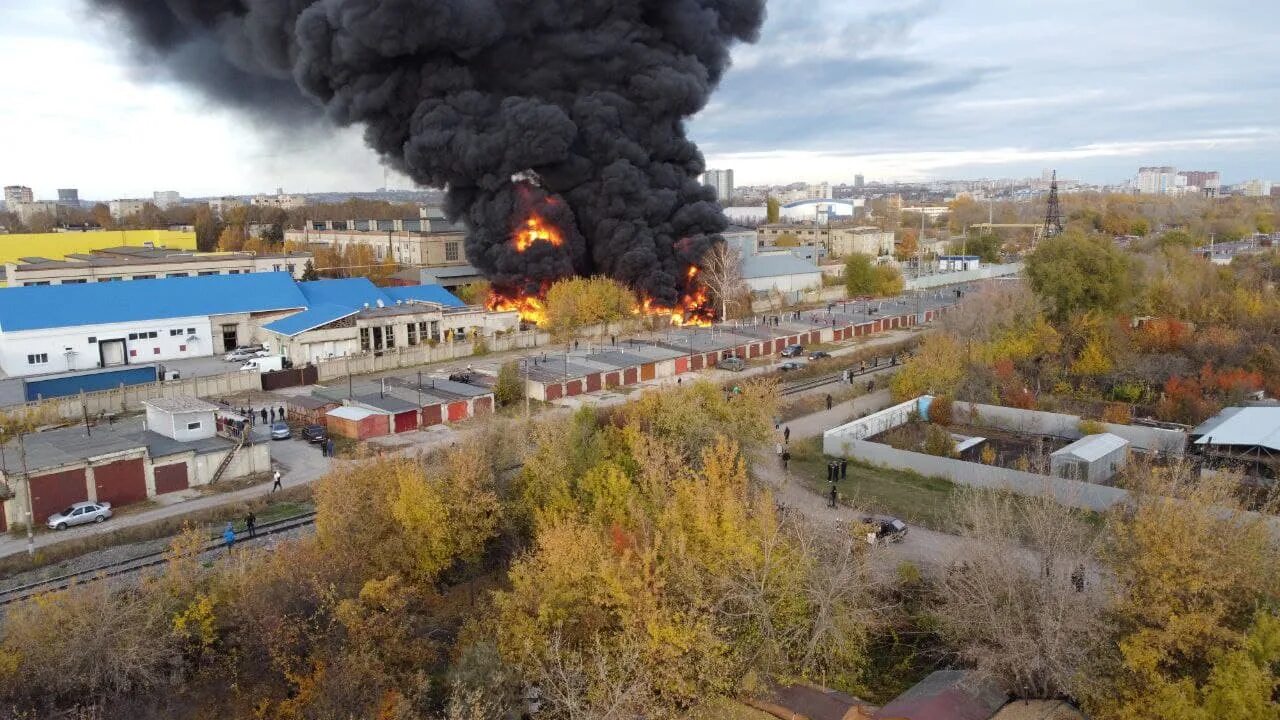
825,460,846,507
238,405,288,426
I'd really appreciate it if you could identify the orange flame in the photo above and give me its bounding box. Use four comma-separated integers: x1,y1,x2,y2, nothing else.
636,265,715,327
514,215,563,252
487,292,548,326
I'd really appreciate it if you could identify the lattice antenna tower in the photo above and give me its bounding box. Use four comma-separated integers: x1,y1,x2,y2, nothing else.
1043,169,1064,238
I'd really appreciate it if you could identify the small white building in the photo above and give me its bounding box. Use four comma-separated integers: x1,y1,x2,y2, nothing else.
144,396,220,442
1051,433,1129,484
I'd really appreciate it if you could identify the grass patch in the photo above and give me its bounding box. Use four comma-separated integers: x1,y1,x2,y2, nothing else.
0,486,315,578
787,437,959,531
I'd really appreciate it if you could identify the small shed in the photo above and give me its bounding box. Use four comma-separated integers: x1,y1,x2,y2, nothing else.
1050,433,1129,484
326,405,390,440
144,396,219,442
287,394,340,425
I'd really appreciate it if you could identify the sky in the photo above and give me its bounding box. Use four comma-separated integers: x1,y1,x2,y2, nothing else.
2,0,1278,199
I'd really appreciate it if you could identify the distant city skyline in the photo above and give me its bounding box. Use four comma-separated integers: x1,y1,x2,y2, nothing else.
2,1,1278,197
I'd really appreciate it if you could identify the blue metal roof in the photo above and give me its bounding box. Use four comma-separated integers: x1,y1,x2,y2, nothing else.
0,272,307,332
298,278,389,310
261,303,358,337
384,285,465,307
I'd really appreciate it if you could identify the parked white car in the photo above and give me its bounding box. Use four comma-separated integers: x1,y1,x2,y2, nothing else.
47,501,113,530
223,346,266,362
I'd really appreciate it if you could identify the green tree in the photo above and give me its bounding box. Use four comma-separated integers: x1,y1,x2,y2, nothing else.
844,253,878,296
193,204,221,252
949,233,1003,263
544,276,636,342
1025,232,1134,321
873,263,905,296
300,259,320,281
766,196,780,223
494,361,523,407
774,232,800,247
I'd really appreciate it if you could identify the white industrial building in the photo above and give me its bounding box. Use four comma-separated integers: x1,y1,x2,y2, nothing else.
741,252,824,293
0,273,495,379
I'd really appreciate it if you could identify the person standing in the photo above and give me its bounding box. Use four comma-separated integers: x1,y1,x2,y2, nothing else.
269,407,275,423
783,426,790,444
326,438,335,458
776,442,784,466
223,522,236,553
278,405,286,421
840,458,848,481
826,394,833,411
271,470,282,492
782,449,790,472
260,408,268,425
245,511,257,539
829,484,838,508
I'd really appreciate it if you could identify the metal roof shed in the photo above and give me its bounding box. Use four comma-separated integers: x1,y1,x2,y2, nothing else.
1050,433,1129,484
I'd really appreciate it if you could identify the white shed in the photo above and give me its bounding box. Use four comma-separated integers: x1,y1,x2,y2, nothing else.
144,396,219,442
1050,433,1129,484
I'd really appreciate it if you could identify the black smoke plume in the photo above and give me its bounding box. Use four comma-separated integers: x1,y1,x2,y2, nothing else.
90,0,765,308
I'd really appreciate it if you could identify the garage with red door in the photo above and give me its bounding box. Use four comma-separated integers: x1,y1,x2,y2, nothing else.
675,357,689,373
544,383,562,401
94,457,148,508
472,396,493,414
640,363,656,381
586,373,602,392
153,462,189,494
565,379,583,396
623,368,638,384
393,410,419,433
29,468,88,522
691,354,704,370
422,403,444,426
447,401,469,422
605,372,620,388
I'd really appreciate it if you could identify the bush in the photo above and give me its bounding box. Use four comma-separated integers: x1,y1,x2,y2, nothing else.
929,395,953,426
495,361,523,407
923,424,956,458
1101,402,1131,424
1077,419,1106,436
472,336,490,356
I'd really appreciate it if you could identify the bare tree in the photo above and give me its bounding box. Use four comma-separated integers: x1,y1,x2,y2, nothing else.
701,242,749,321
933,483,1110,700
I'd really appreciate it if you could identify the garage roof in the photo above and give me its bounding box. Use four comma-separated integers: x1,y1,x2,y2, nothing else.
327,405,385,421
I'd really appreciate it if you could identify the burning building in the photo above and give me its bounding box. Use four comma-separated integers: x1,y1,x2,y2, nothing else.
93,0,766,325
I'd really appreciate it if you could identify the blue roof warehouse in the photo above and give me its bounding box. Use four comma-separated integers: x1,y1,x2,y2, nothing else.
0,273,517,379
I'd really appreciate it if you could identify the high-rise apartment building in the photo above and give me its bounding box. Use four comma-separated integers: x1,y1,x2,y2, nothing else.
1176,171,1221,192
108,199,149,219
1242,179,1273,197
854,174,865,189
1137,166,1179,195
702,169,734,203
4,185,33,207
56,189,80,207
153,190,181,209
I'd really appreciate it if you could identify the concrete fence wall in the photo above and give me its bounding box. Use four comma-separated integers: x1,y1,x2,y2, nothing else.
905,262,1023,290
20,370,261,422
958,401,1186,455
314,330,548,382
824,435,1130,513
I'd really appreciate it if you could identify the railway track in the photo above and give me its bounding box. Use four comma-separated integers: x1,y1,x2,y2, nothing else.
778,355,903,396
0,511,318,607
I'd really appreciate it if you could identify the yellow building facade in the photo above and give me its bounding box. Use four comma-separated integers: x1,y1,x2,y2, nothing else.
0,229,198,266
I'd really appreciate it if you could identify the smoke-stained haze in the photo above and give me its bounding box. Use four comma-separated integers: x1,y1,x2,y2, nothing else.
90,0,765,306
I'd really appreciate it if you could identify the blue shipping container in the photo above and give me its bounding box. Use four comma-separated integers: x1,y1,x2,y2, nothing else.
24,365,159,402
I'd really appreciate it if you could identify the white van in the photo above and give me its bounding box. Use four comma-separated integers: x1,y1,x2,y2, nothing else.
240,355,285,373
